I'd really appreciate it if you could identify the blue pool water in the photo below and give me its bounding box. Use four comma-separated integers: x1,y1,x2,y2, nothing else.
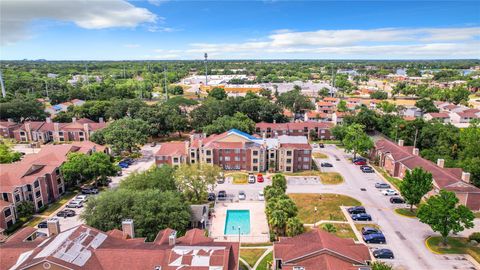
224,210,251,235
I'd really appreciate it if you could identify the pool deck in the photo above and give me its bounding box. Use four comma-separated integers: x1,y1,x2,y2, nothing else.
210,201,270,243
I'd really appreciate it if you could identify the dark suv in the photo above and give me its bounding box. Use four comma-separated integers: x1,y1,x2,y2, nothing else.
363,233,386,244
390,197,405,204
361,226,381,235
82,186,99,194
217,190,227,201
347,206,366,214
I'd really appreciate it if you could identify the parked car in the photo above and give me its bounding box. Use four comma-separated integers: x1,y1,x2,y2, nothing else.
361,226,381,235
56,209,76,217
216,172,225,184
382,189,399,196
123,158,134,165
75,195,88,202
353,157,366,162
312,143,319,149
207,193,216,201
66,200,83,208
81,186,98,194
238,191,246,200
258,191,265,201
116,170,123,176
217,190,227,201
375,183,391,189
38,218,59,228
321,162,333,167
257,174,264,183
151,142,157,147
351,213,372,221
390,197,405,204
363,233,386,244
319,143,325,148
354,160,367,165
248,174,256,184
361,166,374,173
373,248,394,259
347,206,366,214
118,162,129,168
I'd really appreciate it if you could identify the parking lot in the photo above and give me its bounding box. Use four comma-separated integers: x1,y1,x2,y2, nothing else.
289,144,479,270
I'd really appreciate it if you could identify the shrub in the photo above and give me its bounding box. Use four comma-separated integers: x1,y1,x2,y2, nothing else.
468,232,480,242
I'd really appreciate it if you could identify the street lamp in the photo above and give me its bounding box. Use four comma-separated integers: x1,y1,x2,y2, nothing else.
314,207,318,228
238,226,241,243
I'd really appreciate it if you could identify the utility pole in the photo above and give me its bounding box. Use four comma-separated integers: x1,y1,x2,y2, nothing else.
413,127,419,148
204,53,208,86
164,66,168,100
0,68,6,98
45,79,49,99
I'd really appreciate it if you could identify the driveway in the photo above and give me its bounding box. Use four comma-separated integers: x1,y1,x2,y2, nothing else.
287,145,479,270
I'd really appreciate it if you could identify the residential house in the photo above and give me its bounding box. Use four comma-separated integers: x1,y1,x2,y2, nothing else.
0,120,20,139
273,229,371,270
0,143,105,231
315,101,336,114
0,220,239,270
423,112,450,123
450,110,480,124
304,111,330,122
156,129,312,173
374,139,480,211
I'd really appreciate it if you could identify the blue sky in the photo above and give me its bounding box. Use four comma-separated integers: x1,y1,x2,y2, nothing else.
1,0,479,60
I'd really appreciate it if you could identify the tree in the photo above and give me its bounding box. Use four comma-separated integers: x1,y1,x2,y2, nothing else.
286,217,304,237
417,190,474,245
120,166,176,191
406,68,421,77
91,118,149,154
318,87,330,98
415,98,439,113
0,141,21,163
370,91,388,100
208,87,227,100
342,124,374,159
81,189,190,241
170,85,184,95
16,201,35,218
173,164,221,203
377,101,397,114
88,152,119,186
0,97,48,122
267,196,298,236
277,88,314,114
400,168,433,211
202,112,255,135
392,81,407,98
322,223,337,233
337,100,348,112
271,174,287,192
371,261,393,270
61,152,92,186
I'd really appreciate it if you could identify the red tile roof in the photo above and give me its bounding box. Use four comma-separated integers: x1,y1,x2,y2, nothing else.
427,112,450,118
274,229,370,270
156,141,188,157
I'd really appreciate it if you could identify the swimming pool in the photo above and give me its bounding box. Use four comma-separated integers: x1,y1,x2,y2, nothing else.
224,210,251,235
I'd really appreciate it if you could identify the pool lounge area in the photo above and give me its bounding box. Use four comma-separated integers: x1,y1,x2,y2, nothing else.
224,210,251,235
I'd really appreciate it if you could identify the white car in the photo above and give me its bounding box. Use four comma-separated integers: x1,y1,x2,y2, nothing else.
238,191,246,200
382,189,399,196
75,195,88,202
258,191,265,201
248,174,256,184
66,200,83,208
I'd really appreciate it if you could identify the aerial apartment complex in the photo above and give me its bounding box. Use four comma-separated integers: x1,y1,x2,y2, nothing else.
155,129,312,173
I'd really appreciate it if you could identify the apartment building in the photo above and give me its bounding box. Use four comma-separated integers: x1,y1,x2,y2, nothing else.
0,120,20,139
0,142,106,231
373,139,480,211
155,129,312,173
0,220,239,270
273,229,371,270
255,121,333,140
11,117,106,143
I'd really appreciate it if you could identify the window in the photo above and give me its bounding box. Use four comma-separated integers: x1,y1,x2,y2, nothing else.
321,129,325,134
253,158,258,163
4,208,11,217
34,180,39,188
37,201,43,209
234,149,240,154
253,166,258,171
28,194,33,201
57,178,62,185
6,220,13,227
286,166,291,171
27,185,32,192
56,168,60,175
225,156,231,161
79,131,84,136
191,152,195,158
234,156,240,161
297,157,302,162
206,150,212,155
35,191,41,198
219,156,223,161
286,159,292,163
58,187,63,194
173,157,179,163
293,267,305,270
14,194,20,202
206,158,212,163
303,150,309,154
225,149,231,154
252,150,258,155
20,131,26,136
303,164,310,170
303,157,309,162
286,151,292,156
270,153,275,158
2,193,8,202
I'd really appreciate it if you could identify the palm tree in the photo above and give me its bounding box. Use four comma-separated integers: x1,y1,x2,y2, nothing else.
322,223,337,233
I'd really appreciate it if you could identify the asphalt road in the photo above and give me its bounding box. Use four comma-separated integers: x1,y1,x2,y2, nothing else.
287,145,478,270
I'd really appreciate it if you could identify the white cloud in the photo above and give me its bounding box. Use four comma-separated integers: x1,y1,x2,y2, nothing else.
148,0,169,6
0,0,157,45
184,27,480,59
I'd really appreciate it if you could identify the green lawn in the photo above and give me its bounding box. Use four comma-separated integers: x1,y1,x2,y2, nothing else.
241,242,273,247
289,193,361,222
256,251,273,270
329,223,357,240
25,216,44,228
240,248,267,268
312,152,328,159
371,165,403,190
426,237,480,263
395,208,417,218
226,172,248,184
239,260,249,270
474,212,480,218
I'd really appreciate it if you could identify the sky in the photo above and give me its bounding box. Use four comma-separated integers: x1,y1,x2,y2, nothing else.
0,0,479,60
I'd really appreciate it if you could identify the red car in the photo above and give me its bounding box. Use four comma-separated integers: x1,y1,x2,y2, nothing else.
257,174,264,182
354,160,367,165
